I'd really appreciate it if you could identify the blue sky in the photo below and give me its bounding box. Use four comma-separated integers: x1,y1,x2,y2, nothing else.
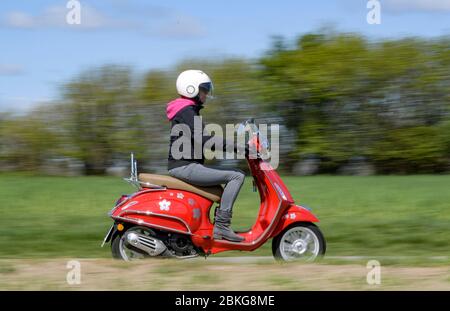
0,0,449,112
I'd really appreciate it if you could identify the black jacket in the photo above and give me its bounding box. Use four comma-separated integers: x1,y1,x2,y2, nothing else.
167,101,236,170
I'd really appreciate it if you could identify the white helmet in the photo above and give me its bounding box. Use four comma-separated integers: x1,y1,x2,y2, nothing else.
176,70,213,98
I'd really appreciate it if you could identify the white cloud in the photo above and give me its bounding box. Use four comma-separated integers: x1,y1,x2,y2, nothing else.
108,1,173,20
1,5,123,30
0,64,25,76
384,0,450,12
0,96,48,113
1,4,206,38
4,12,35,28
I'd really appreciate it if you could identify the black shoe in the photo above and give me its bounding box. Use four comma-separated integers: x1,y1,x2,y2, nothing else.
213,210,245,242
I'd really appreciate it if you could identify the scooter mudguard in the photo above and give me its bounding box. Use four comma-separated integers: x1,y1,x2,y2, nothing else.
270,204,319,238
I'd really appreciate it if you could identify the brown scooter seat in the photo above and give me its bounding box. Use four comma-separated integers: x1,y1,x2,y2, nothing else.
138,173,223,203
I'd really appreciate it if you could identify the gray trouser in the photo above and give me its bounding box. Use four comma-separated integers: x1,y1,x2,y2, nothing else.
168,163,245,213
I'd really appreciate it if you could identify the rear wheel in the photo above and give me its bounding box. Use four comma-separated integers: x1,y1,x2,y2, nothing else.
111,226,155,261
272,222,326,262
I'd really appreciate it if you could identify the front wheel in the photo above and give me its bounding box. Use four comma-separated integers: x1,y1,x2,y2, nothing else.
272,222,326,262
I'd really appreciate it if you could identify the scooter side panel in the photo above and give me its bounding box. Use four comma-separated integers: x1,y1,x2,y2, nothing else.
111,189,214,234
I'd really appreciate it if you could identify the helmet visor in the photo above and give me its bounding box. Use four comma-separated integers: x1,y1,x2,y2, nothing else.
199,82,214,99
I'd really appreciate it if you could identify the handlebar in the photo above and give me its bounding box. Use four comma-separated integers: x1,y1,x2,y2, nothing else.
236,118,269,159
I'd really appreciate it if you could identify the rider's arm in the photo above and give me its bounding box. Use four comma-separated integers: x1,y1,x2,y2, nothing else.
180,106,238,153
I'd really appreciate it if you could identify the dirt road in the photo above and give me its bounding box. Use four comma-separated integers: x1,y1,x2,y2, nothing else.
1,258,448,290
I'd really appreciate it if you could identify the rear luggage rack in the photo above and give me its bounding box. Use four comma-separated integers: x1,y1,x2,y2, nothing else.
124,153,165,190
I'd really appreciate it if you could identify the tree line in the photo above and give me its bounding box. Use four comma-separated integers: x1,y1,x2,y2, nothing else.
1,30,449,175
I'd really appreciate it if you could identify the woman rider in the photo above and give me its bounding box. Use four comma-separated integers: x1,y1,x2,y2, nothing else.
166,70,245,242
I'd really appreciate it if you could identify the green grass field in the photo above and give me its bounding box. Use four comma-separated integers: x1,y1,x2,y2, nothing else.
0,173,449,261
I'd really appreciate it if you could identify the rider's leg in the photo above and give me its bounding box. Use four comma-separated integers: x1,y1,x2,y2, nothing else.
169,163,245,242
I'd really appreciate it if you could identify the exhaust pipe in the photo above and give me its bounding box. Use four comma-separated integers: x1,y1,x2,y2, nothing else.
126,232,167,256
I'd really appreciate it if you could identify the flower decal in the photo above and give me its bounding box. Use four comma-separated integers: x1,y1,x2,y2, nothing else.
159,199,171,211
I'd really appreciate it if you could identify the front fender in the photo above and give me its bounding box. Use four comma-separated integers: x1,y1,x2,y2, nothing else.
270,204,320,238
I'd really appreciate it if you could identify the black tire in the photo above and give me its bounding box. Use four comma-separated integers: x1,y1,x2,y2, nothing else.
272,222,326,262
111,231,123,260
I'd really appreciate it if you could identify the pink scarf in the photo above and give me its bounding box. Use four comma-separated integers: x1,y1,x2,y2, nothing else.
166,98,196,120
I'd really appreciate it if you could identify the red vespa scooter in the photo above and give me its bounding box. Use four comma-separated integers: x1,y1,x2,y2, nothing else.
101,120,326,261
